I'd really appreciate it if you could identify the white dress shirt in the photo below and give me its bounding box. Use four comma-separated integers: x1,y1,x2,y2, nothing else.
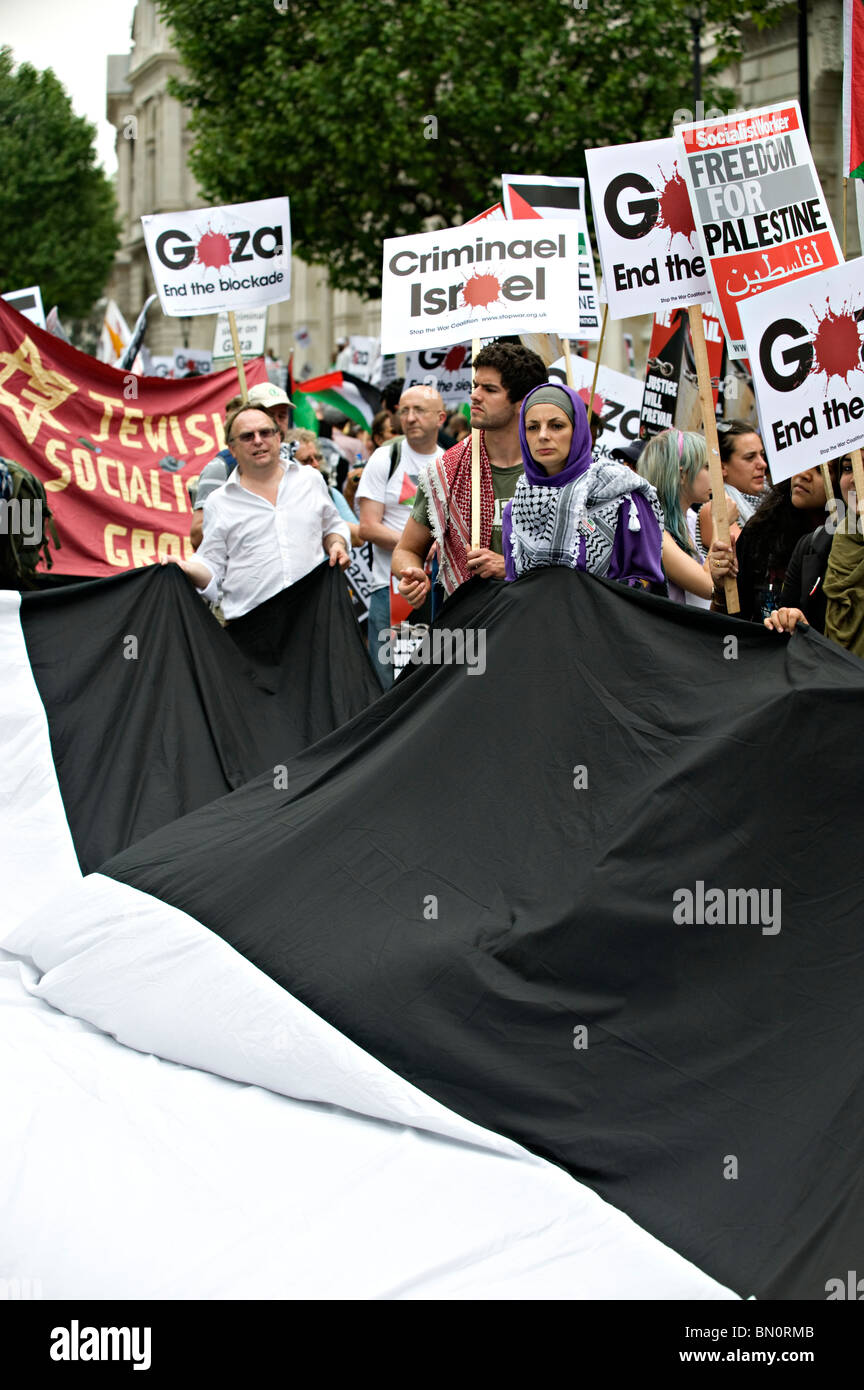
197,458,350,619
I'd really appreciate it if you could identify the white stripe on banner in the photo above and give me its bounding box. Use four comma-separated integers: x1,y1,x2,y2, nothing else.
4,869,739,1299
0,594,81,941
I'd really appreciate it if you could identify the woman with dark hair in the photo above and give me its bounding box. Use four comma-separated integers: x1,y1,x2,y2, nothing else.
697,419,768,552
764,455,860,641
502,383,667,590
710,461,838,621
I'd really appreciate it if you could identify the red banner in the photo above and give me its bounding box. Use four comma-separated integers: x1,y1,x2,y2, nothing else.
0,297,267,575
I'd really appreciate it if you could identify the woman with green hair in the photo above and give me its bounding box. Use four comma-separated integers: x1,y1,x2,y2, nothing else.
638,429,735,606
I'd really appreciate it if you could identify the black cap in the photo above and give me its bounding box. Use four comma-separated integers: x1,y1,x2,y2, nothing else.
609,439,646,468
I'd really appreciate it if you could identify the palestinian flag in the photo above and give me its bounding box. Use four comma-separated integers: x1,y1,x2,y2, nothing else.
297,370,381,429
286,352,320,432
844,0,864,178
501,173,584,220
4,569,863,1300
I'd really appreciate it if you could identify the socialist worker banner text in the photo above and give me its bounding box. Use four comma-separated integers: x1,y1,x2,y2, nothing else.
0,297,267,576
675,101,842,358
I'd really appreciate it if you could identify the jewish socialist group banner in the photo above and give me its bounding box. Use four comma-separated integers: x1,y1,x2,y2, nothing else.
0,296,267,576
585,139,713,318
738,257,864,482
675,101,843,358
141,197,291,318
381,220,594,352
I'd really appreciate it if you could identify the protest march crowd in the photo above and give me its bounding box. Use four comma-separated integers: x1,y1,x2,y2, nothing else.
162,337,862,686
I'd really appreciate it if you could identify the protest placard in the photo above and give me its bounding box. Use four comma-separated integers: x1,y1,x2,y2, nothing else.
550,355,643,461
586,138,713,318
173,349,213,379
345,336,380,383
502,174,601,338
738,257,864,482
639,304,725,437
403,343,473,404
675,101,842,357
2,285,46,331
213,308,267,359
142,197,291,318
381,220,596,352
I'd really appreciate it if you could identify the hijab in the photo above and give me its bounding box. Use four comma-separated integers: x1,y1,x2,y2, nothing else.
519,382,593,488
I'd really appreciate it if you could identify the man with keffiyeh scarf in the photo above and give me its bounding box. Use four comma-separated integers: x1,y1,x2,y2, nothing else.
392,342,547,608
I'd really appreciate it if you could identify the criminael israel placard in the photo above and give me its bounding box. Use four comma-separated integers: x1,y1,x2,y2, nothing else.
674,101,842,358
142,197,291,318
380,221,588,352
739,258,864,482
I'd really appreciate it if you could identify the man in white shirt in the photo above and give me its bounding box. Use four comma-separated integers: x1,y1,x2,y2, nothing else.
356,384,445,687
171,405,351,620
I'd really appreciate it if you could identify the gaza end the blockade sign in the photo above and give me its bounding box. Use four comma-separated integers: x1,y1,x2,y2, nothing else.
585,138,712,319
675,101,842,358
738,258,864,483
380,220,587,353
142,197,291,318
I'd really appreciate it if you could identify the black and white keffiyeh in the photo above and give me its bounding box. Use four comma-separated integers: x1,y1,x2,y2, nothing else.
509,460,663,578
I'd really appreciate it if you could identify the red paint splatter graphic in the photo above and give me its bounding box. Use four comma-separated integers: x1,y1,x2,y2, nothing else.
577,387,605,417
443,345,468,371
460,270,502,310
195,228,232,270
656,164,696,246
809,299,863,388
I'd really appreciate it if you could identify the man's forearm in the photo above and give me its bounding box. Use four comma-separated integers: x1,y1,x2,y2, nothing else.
392,544,426,579
358,520,402,551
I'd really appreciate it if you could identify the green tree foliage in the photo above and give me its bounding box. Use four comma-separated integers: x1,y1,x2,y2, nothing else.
0,48,120,318
158,0,788,298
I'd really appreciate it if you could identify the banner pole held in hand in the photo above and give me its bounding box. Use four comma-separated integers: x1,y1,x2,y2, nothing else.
471,336,481,549
688,304,739,615
228,310,249,403
587,303,609,426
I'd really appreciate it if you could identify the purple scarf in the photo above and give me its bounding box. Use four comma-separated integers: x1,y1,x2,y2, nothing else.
518,382,593,488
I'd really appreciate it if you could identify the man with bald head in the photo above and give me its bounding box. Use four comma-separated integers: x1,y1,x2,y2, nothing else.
356,383,446,687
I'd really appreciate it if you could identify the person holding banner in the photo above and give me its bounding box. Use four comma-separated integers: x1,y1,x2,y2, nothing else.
697,420,768,553
638,430,738,607
393,343,547,606
166,405,351,620
501,383,666,592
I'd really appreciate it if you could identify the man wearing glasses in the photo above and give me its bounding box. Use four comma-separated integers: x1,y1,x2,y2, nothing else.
170,405,351,619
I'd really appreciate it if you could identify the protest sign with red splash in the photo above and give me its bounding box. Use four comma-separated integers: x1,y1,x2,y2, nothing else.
586,138,713,319
380,220,594,352
738,258,864,481
675,102,842,358
141,197,291,317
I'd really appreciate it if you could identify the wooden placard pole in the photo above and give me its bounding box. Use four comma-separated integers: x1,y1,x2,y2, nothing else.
820,463,835,503
228,310,249,402
688,304,740,615
586,303,609,427
562,337,575,388
471,335,481,549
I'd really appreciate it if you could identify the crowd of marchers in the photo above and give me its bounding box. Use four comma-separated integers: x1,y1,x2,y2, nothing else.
171,340,864,684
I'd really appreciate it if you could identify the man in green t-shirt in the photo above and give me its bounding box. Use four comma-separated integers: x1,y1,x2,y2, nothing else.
392,342,547,608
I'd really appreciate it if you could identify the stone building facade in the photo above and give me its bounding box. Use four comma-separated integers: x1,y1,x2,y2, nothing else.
106,1,858,378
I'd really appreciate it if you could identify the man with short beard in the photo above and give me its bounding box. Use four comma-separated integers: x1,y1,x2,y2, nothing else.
392,341,547,608
169,405,350,619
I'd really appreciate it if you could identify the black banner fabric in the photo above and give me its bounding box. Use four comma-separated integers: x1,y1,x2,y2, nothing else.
20,562,380,872
102,571,864,1299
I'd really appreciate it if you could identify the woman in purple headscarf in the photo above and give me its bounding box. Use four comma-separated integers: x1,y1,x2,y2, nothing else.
502,382,666,590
